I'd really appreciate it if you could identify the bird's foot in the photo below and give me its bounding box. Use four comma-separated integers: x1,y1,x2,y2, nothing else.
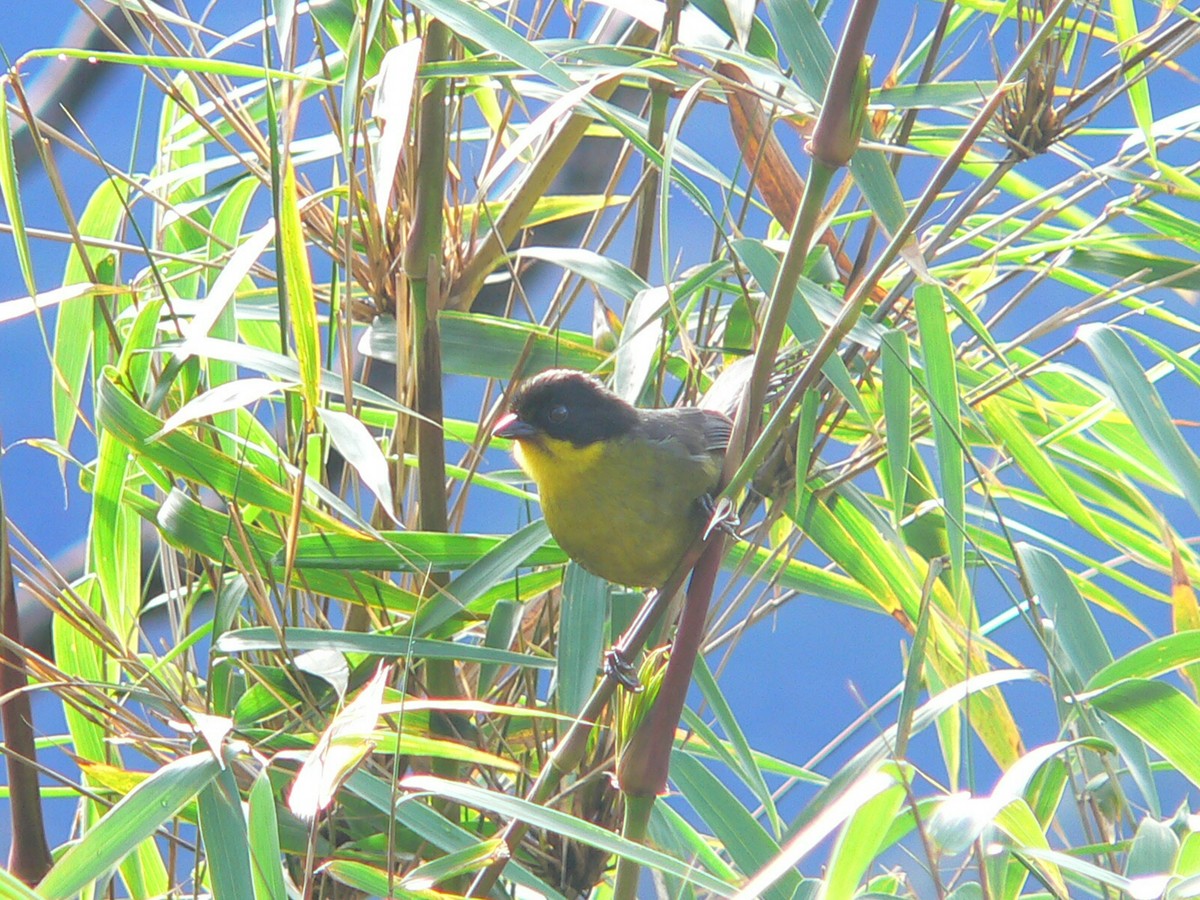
604,648,644,692
700,494,740,540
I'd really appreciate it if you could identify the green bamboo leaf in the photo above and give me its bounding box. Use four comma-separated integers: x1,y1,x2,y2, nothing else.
411,519,555,634
320,858,420,895
722,0,755,47
359,311,605,378
154,377,297,438
1110,0,1155,159
39,753,223,900
331,842,503,893
198,768,254,900
932,738,1106,857
51,577,108,764
315,407,397,523
248,768,287,900
820,775,906,900
741,767,898,899
895,575,935,761
54,179,128,456
110,374,367,532
157,72,207,303
0,866,44,899
1069,246,1200,291
407,0,572,91
401,773,739,894
20,49,318,80
670,750,798,899
650,803,742,888
363,731,519,772
164,335,409,414
156,490,420,614
1127,199,1200,247
554,563,607,717
119,298,165,399
343,771,566,898
98,373,298,516
471,193,631,231
1125,817,1179,885
471,569,560,620
745,249,862,405
942,289,1015,381
795,485,916,620
731,238,881,415
307,0,358,55
881,329,912,525
725,541,875,610
692,658,780,835
278,159,320,414
678,709,772,806
874,81,997,109
613,285,668,403
207,179,275,373
685,0,774,55
1085,678,1200,790
515,246,649,303
984,477,1182,591
270,0,296,57
791,669,1037,838
680,719,825,787
792,388,820,520
0,90,35,300
209,178,261,252
764,0,837,103
183,222,276,362
991,800,1067,896
1126,329,1200,393
970,511,1162,620
91,428,144,651
1019,846,1140,896
217,626,555,670
981,398,1100,535
914,284,966,602
1086,632,1200,693
408,840,511,889
479,600,522,695
1018,543,1159,814
1019,542,1116,683
1079,324,1200,521
372,39,423,214
287,527,564,572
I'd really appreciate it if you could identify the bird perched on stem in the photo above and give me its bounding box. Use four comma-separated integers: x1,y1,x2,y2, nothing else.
494,369,732,589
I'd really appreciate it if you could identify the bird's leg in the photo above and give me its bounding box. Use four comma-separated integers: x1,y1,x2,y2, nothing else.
603,496,735,692
700,493,739,540
602,585,675,693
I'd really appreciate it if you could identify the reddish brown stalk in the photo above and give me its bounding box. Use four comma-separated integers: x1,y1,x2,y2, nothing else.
0,482,51,884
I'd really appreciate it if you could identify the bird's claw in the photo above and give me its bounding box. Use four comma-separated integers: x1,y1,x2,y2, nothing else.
701,494,740,540
604,649,643,692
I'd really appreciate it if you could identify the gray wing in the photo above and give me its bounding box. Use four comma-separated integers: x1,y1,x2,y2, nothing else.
636,408,732,456
699,409,733,454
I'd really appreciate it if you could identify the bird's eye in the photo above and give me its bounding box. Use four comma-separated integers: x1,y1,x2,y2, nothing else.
547,404,568,424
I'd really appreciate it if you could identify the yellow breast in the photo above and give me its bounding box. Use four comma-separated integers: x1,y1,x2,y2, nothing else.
513,436,605,493
512,434,718,587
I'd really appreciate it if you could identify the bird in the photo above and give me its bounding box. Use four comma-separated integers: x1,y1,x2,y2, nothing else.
494,369,732,588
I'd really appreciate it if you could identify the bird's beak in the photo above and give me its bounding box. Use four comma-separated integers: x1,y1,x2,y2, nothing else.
494,412,538,440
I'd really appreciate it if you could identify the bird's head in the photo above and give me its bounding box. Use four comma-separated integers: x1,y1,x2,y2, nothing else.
494,369,637,447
